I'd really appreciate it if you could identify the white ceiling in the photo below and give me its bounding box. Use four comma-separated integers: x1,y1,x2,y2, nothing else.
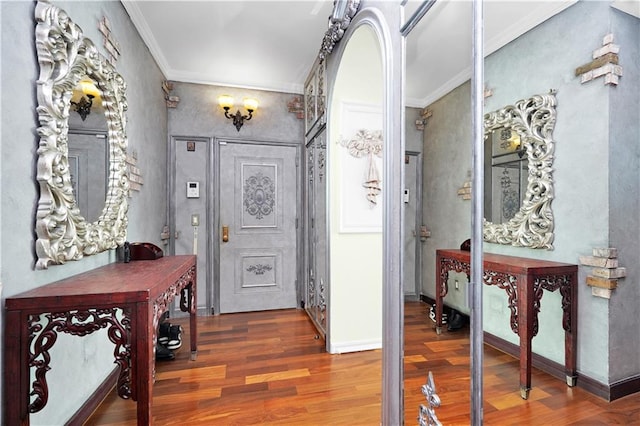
122,0,638,108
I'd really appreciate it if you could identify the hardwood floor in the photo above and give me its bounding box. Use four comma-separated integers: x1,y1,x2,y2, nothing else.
86,302,639,425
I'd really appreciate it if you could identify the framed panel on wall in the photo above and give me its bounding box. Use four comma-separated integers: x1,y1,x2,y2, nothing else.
338,101,383,233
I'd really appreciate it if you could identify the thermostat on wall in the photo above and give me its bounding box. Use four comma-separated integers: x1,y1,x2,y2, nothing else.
186,181,200,198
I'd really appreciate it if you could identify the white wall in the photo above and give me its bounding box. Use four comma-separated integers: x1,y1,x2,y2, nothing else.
329,25,384,352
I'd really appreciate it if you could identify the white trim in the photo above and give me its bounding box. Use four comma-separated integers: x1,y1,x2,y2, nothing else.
329,339,382,354
409,0,578,108
121,1,171,77
165,71,304,95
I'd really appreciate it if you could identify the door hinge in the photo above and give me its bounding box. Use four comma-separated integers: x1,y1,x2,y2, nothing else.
295,218,299,229
295,155,299,167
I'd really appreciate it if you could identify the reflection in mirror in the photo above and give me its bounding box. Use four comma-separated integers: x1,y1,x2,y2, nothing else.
68,129,108,223
35,1,129,269
483,91,557,249
69,77,109,224
484,126,526,223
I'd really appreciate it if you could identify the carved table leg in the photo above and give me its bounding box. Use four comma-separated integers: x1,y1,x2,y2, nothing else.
135,303,153,425
4,310,28,426
435,255,446,335
564,271,578,387
187,283,198,360
518,273,534,399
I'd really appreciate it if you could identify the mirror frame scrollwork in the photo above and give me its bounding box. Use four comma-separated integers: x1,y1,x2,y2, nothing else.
35,0,129,269
319,0,361,59
483,91,557,250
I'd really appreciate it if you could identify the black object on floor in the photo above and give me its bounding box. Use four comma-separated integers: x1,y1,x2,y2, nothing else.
158,322,171,345
156,343,175,361
447,309,466,331
166,324,182,350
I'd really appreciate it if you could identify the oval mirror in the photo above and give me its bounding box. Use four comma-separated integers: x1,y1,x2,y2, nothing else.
483,91,557,249
35,1,129,269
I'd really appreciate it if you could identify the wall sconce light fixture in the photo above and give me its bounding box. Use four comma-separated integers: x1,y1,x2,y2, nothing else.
218,95,258,131
71,79,100,121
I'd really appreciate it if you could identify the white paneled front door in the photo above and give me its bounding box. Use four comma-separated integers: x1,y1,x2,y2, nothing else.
218,141,298,313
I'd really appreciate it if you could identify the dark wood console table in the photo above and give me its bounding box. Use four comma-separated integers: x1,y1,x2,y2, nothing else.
435,249,577,399
4,255,197,425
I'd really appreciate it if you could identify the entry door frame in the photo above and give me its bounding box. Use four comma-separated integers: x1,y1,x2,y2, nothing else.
212,137,303,315
405,150,423,300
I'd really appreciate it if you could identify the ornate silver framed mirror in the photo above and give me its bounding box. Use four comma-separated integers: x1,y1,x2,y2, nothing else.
35,0,129,269
483,91,557,249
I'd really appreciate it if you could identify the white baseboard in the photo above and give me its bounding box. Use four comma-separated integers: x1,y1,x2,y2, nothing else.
329,339,382,354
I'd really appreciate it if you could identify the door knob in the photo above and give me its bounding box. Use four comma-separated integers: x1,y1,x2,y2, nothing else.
222,226,229,242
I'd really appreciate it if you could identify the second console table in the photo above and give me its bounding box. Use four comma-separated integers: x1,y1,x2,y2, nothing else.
435,249,578,399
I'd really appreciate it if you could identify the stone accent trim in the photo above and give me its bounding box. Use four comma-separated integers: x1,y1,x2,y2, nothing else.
98,16,121,64
287,96,304,119
575,34,622,86
579,247,626,298
456,170,472,201
162,80,180,108
415,107,432,131
126,150,144,195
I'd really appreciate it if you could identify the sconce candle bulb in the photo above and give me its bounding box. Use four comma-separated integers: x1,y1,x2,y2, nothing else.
218,94,258,131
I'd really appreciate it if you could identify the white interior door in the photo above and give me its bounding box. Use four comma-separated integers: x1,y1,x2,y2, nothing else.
218,141,298,313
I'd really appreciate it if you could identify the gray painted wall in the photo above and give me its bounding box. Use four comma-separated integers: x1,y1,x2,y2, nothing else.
608,7,640,383
405,107,425,152
1,1,168,424
168,82,304,143
422,1,640,387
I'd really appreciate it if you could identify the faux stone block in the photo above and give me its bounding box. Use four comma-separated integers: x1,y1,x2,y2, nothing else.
586,275,618,289
575,53,619,76
592,43,620,59
592,248,618,258
602,33,615,45
581,72,593,83
592,287,612,299
604,74,619,86
593,267,626,279
579,256,619,268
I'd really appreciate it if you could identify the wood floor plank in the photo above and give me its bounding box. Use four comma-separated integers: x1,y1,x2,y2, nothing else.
85,302,638,425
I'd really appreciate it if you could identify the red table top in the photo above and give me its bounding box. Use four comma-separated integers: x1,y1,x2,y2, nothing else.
6,255,196,311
